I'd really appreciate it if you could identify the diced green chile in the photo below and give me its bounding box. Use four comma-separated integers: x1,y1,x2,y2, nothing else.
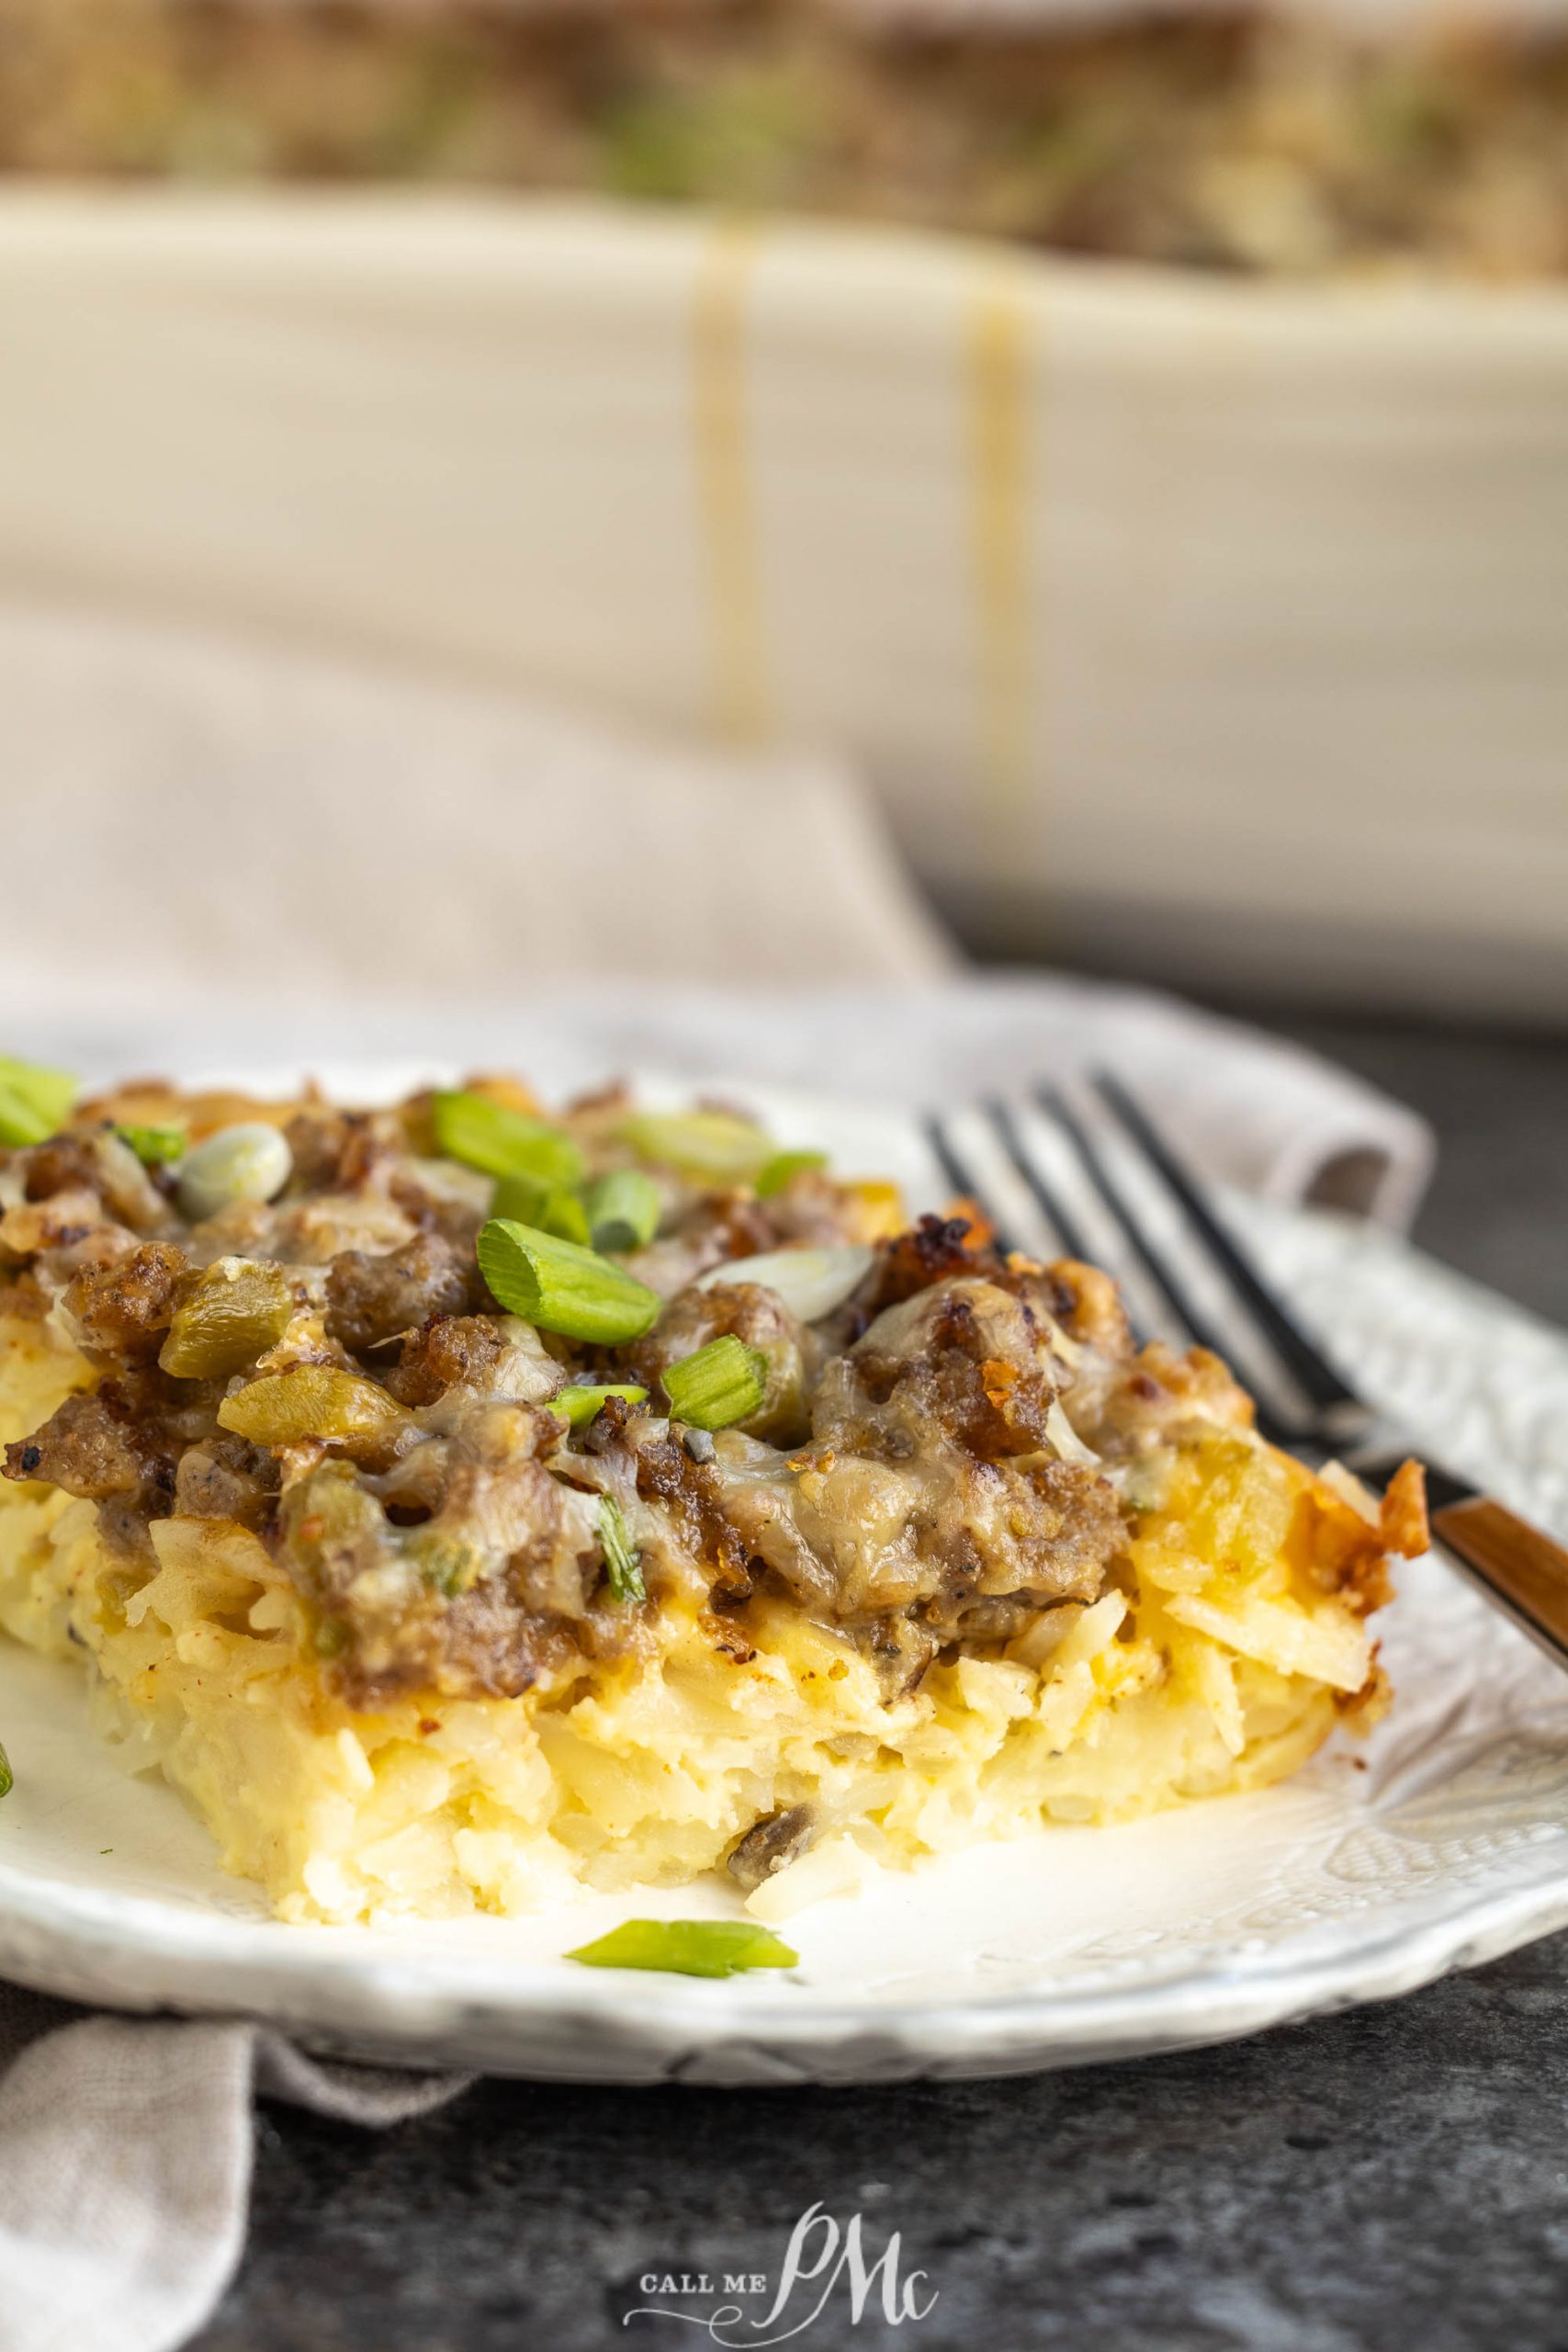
219,1365,412,1449
159,1258,294,1379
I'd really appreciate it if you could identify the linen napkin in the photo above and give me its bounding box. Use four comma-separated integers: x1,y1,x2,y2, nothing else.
27,977,1432,1233
0,607,1433,2352
0,598,953,1009
0,1986,468,2352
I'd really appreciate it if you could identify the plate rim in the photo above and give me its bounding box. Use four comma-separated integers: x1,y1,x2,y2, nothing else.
3,1798,1567,2077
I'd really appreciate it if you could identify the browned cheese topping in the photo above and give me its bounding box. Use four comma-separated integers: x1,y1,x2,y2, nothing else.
0,1078,1406,1714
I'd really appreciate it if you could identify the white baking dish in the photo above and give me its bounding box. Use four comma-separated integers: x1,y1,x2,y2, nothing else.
2,191,1564,1015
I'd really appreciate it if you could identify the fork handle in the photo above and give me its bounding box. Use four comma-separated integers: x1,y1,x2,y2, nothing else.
1431,1494,1568,1670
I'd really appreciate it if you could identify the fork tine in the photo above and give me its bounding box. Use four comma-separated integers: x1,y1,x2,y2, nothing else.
920,1114,1021,1257
985,1097,1096,1262
1033,1083,1244,1365
1092,1070,1359,1416
1030,1085,1318,1450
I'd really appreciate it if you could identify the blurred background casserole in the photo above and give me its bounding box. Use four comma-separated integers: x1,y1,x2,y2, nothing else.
9,0,1568,276
1,0,1565,1020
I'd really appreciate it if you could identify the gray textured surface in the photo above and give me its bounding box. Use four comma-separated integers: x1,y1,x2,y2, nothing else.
194,1019,1568,2352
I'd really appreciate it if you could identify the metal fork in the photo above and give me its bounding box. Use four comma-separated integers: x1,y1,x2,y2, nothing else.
926,1071,1568,1673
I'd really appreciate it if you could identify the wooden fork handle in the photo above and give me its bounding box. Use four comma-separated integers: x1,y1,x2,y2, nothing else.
1432,1494,1568,1668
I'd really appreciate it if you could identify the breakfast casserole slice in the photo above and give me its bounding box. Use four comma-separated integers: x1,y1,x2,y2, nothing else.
0,1064,1427,1926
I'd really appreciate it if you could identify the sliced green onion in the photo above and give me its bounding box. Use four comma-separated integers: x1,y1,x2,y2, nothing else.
116,1123,186,1168
542,1192,592,1247
598,1492,646,1605
177,1123,293,1222
584,1167,661,1252
489,1170,546,1224
617,1109,772,1183
661,1334,768,1431
551,1383,649,1427
0,1088,50,1150
697,1244,874,1324
0,1056,78,1148
0,1736,11,1799
491,1173,592,1247
566,1919,797,1978
432,1091,581,1191
478,1218,661,1344
755,1148,829,1198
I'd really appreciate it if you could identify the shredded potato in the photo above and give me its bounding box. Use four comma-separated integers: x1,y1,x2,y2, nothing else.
2,1307,1406,1925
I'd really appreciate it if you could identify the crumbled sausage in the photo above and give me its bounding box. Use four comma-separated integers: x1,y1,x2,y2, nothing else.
326,1233,472,1354
389,1314,508,1406
4,1388,161,1500
727,1804,815,1891
63,1242,188,1363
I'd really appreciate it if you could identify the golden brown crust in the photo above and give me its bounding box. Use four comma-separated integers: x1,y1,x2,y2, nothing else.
1381,1458,1431,1562
866,1213,987,1309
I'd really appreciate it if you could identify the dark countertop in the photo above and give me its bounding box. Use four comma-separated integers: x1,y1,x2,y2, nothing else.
195,1017,1568,2352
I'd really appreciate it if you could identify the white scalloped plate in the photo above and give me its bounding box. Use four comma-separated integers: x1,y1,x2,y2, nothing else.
2,1076,1567,2082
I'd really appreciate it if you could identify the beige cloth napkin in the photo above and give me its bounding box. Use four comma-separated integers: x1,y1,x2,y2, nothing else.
0,605,1433,2352
0,1986,468,2352
0,599,951,1010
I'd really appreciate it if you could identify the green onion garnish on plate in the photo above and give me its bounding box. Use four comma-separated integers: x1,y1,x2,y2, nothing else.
597,1493,646,1604
115,1122,186,1168
755,1148,829,1198
662,1334,768,1430
584,1167,661,1252
432,1090,582,1191
551,1383,649,1427
566,1919,797,1978
476,1219,661,1344
0,1737,12,1800
617,1109,773,1182
0,1056,77,1149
